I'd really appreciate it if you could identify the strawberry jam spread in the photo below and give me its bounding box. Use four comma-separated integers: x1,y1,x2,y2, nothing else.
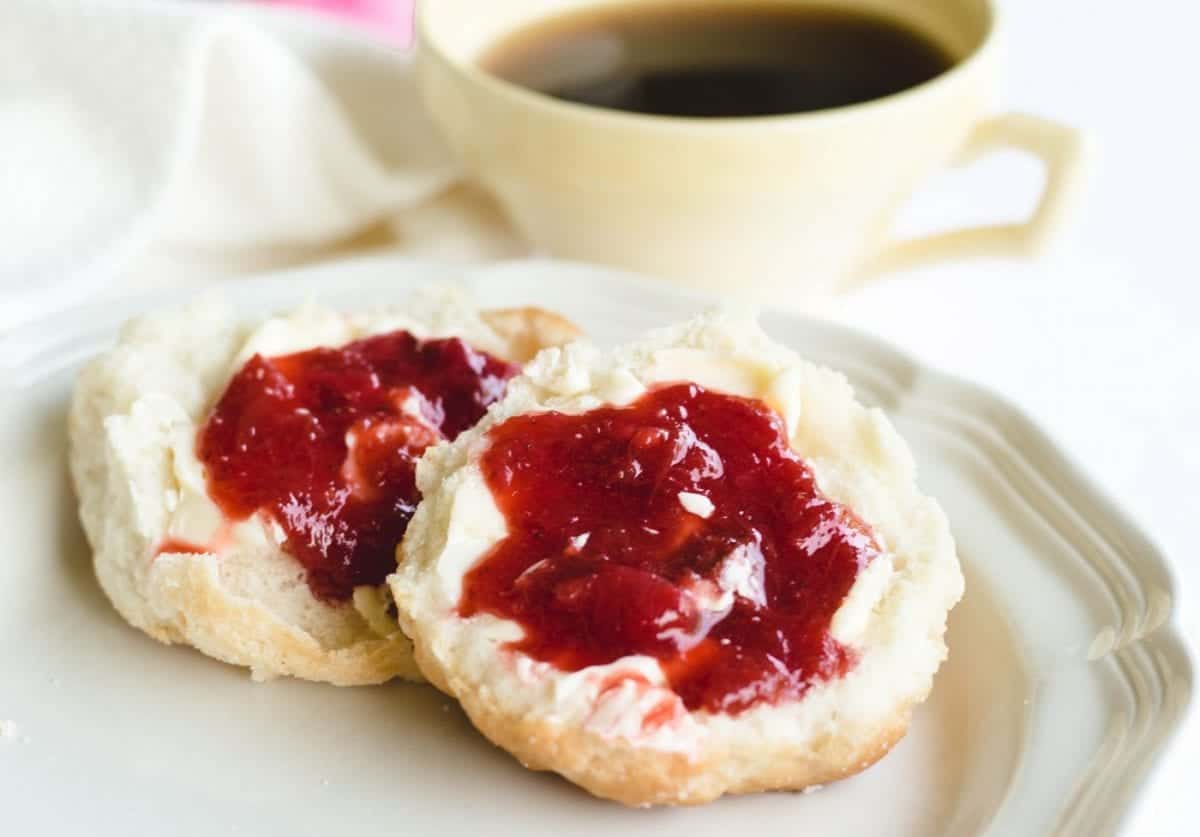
154,537,210,556
197,330,519,602
460,383,880,715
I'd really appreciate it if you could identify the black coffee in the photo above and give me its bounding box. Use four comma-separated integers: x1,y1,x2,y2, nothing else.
480,2,956,118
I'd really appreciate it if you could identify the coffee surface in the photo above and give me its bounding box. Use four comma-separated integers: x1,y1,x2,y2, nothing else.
480,2,956,118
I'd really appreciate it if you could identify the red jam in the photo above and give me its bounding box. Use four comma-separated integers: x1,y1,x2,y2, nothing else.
460,383,880,715
153,537,210,557
197,330,519,602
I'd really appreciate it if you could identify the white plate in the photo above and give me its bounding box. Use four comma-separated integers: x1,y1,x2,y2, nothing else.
0,258,1191,836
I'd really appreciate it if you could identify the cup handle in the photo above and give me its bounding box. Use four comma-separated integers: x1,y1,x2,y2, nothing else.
854,113,1089,281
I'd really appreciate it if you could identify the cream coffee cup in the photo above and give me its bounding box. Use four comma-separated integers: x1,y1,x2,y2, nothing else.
416,0,1086,304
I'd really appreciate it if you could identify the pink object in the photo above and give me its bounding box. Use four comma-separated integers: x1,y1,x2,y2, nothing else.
257,0,415,44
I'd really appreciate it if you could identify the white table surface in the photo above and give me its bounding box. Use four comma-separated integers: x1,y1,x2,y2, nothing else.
16,0,1199,833
847,2,1200,832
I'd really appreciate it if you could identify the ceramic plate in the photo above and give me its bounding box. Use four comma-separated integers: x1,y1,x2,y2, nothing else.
0,258,1191,836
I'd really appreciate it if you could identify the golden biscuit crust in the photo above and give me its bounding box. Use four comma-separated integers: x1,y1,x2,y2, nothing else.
406,622,913,806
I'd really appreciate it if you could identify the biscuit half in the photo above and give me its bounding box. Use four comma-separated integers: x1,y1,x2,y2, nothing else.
391,312,963,803
69,290,578,686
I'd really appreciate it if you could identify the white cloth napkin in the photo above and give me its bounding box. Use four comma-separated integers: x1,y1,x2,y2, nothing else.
0,0,525,330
